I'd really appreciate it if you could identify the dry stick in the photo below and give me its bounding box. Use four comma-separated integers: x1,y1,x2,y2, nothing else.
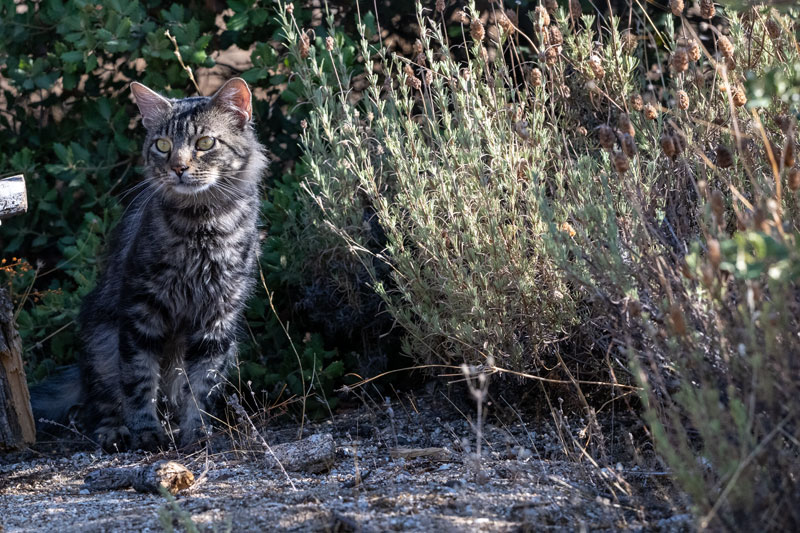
165,30,201,95
338,363,640,393
228,394,297,491
84,460,195,495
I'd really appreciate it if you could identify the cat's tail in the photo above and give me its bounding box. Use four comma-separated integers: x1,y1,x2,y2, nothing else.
29,364,84,431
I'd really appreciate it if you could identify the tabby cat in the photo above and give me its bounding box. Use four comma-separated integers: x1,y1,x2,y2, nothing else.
31,78,268,451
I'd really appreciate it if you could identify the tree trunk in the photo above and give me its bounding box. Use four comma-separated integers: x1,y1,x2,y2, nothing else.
0,287,36,451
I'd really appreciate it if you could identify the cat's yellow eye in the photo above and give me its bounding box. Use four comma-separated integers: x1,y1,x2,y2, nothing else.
155,138,172,153
195,136,215,151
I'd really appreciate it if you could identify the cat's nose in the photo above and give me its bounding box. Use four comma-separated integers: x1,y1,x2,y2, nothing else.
172,165,189,178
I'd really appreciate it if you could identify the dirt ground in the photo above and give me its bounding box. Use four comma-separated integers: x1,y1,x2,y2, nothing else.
0,391,692,532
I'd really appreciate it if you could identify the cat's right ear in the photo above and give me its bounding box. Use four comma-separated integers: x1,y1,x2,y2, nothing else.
130,82,172,129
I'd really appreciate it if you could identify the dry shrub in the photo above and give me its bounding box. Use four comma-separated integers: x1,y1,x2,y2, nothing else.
279,1,800,529
281,3,578,373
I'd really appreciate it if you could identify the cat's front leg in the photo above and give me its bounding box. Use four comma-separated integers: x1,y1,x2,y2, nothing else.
179,329,236,449
119,317,169,451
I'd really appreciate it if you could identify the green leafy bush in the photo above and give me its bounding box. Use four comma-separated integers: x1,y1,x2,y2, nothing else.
0,0,358,412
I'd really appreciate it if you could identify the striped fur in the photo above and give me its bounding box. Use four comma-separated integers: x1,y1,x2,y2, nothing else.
70,79,265,451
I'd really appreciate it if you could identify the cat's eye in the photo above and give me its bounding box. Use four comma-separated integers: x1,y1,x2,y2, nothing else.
155,138,172,153
195,136,215,151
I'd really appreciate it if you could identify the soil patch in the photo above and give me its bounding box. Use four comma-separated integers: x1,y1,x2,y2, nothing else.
0,393,690,532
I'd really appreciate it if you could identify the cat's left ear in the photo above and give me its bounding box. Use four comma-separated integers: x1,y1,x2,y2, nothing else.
210,78,252,127
130,82,172,129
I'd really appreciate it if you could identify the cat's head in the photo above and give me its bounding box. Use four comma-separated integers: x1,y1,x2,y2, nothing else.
130,78,264,201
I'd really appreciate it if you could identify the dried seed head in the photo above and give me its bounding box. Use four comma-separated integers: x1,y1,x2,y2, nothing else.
775,114,792,133
621,30,638,53
534,6,550,29
505,9,519,26
708,238,721,269
456,10,469,24
783,138,795,168
673,131,687,154
732,86,747,107
694,68,706,89
620,132,637,158
596,124,616,151
529,67,543,87
413,39,423,55
671,48,689,73
541,46,559,64
644,103,658,120
700,0,715,19
549,25,563,46
618,113,635,137
660,134,677,159
545,0,559,15
765,17,781,40
676,89,689,110
497,12,515,34
424,69,433,85
717,35,734,60
436,0,445,14
286,3,294,14
404,64,421,90
613,150,630,173
686,39,701,62
326,36,335,51
710,189,725,221
716,144,733,168
669,0,684,16
630,93,643,111
588,55,605,79
669,304,687,336
299,31,311,58
560,221,576,237
788,167,800,191
514,120,530,140
470,18,485,41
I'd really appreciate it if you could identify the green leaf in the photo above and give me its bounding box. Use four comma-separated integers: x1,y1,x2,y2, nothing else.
60,50,83,63
53,143,71,164
226,11,249,32
85,53,98,73
240,68,267,83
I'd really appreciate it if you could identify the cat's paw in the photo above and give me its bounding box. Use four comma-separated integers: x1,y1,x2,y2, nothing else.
97,425,132,453
132,428,170,452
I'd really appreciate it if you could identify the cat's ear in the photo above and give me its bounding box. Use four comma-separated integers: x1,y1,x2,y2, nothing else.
130,82,172,129
210,77,252,127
